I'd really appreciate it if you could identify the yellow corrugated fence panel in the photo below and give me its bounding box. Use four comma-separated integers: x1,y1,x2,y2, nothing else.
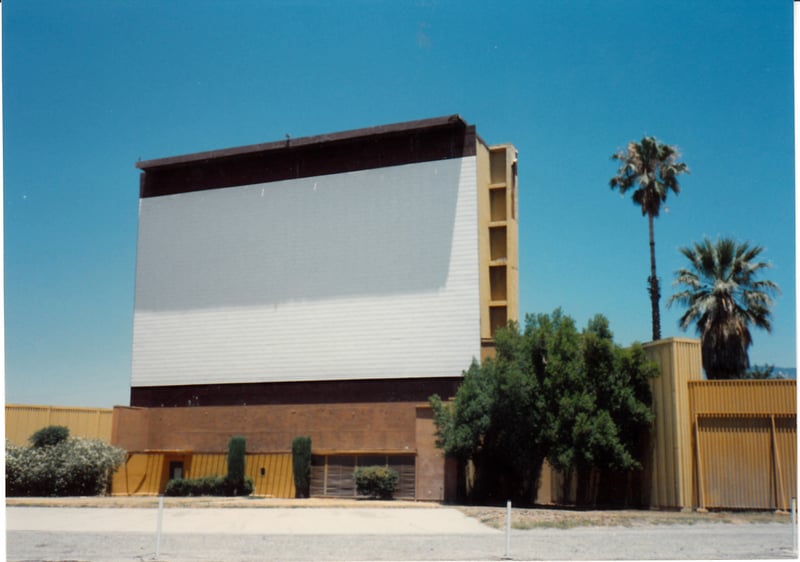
690,380,796,510
695,413,796,510
5,404,113,446
247,453,296,498
697,416,774,509
689,380,796,416
189,454,227,479
776,416,797,507
111,453,165,496
110,452,295,497
643,338,702,509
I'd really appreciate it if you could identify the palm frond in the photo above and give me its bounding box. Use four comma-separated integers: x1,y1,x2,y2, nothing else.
668,236,780,378
608,136,688,219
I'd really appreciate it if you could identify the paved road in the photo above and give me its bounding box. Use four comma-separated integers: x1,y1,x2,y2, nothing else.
7,506,797,561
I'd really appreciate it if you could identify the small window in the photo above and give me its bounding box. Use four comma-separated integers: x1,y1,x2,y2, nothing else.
169,461,184,481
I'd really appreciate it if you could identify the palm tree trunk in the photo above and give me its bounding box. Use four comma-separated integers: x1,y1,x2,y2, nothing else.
648,215,661,341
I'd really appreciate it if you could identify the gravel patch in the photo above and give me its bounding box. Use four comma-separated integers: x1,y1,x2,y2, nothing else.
456,505,790,529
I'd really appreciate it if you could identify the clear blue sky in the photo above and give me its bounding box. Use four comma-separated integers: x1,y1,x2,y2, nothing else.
4,0,795,408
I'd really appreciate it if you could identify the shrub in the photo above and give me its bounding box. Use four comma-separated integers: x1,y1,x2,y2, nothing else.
164,477,194,496
165,476,224,496
5,440,41,496
163,436,253,498
227,436,247,494
164,475,254,497
6,437,125,497
291,436,312,498
225,475,254,496
354,466,399,500
30,425,70,448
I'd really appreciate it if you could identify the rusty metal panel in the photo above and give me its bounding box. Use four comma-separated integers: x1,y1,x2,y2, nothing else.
6,404,113,446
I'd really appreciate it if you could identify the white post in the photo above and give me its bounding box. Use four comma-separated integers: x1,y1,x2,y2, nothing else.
155,496,164,560
504,500,511,559
792,497,797,555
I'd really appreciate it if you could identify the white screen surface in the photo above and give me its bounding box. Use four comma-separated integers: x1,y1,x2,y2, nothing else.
131,157,479,386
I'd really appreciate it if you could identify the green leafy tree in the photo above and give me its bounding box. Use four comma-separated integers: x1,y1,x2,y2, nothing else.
430,359,499,500
746,364,780,380
431,310,657,506
520,310,583,497
485,320,551,503
610,137,689,341
547,315,656,503
667,237,780,379
432,312,550,504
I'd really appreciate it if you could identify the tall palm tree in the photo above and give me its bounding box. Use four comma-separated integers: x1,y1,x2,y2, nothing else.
667,237,780,379
610,137,689,341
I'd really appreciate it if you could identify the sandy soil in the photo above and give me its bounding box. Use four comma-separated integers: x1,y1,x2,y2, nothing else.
7,498,795,560
456,504,789,529
7,495,790,527
5,496,432,509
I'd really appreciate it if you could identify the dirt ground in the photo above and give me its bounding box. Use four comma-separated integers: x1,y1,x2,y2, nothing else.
7,498,795,560
456,504,789,529
7,495,790,528
5,496,433,509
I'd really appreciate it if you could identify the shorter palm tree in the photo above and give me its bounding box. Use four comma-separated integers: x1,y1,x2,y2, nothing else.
667,237,780,379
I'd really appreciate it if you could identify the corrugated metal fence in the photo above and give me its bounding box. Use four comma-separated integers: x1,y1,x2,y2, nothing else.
642,338,703,510
112,452,295,497
544,343,797,511
690,380,796,510
5,404,113,446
